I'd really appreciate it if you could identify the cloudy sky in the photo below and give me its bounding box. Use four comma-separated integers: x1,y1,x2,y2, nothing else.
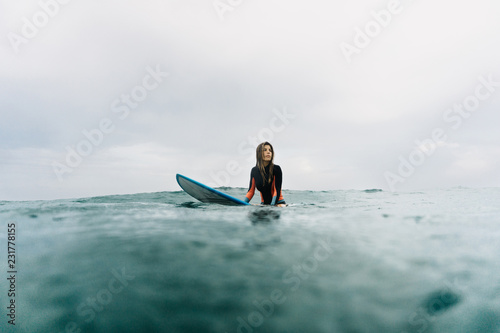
1,0,499,201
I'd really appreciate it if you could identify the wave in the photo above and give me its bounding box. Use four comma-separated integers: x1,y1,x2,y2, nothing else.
363,189,383,193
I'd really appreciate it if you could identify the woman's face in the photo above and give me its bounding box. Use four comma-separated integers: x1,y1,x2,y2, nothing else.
262,145,273,163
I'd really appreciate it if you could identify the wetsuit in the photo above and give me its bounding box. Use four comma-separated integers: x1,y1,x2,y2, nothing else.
245,164,286,205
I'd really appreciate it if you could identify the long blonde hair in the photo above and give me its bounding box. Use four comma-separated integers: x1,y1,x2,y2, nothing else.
256,142,274,185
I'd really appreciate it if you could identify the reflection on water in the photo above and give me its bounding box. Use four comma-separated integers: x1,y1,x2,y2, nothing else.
248,207,281,224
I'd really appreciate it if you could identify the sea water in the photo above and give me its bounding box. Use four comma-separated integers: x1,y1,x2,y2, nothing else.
0,187,499,333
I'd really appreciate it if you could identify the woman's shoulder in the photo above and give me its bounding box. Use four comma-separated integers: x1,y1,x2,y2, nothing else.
273,164,282,172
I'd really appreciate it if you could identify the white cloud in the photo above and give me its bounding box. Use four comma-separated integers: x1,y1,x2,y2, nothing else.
447,145,500,178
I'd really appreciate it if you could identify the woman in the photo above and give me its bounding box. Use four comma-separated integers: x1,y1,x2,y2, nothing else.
244,142,287,207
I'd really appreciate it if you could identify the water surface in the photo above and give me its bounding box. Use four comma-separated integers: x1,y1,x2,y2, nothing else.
1,188,499,332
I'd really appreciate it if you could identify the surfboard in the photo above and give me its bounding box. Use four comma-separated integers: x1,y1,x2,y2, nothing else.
176,174,250,206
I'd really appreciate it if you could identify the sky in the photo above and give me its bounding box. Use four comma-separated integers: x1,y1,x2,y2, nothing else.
1,0,499,201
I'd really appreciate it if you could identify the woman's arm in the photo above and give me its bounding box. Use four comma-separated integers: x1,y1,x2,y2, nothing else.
270,166,285,206
244,170,256,203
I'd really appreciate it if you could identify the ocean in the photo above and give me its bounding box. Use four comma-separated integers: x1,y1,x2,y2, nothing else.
1,187,499,333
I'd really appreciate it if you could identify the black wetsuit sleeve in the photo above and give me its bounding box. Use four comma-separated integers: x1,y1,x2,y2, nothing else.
271,166,284,205
245,168,257,203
